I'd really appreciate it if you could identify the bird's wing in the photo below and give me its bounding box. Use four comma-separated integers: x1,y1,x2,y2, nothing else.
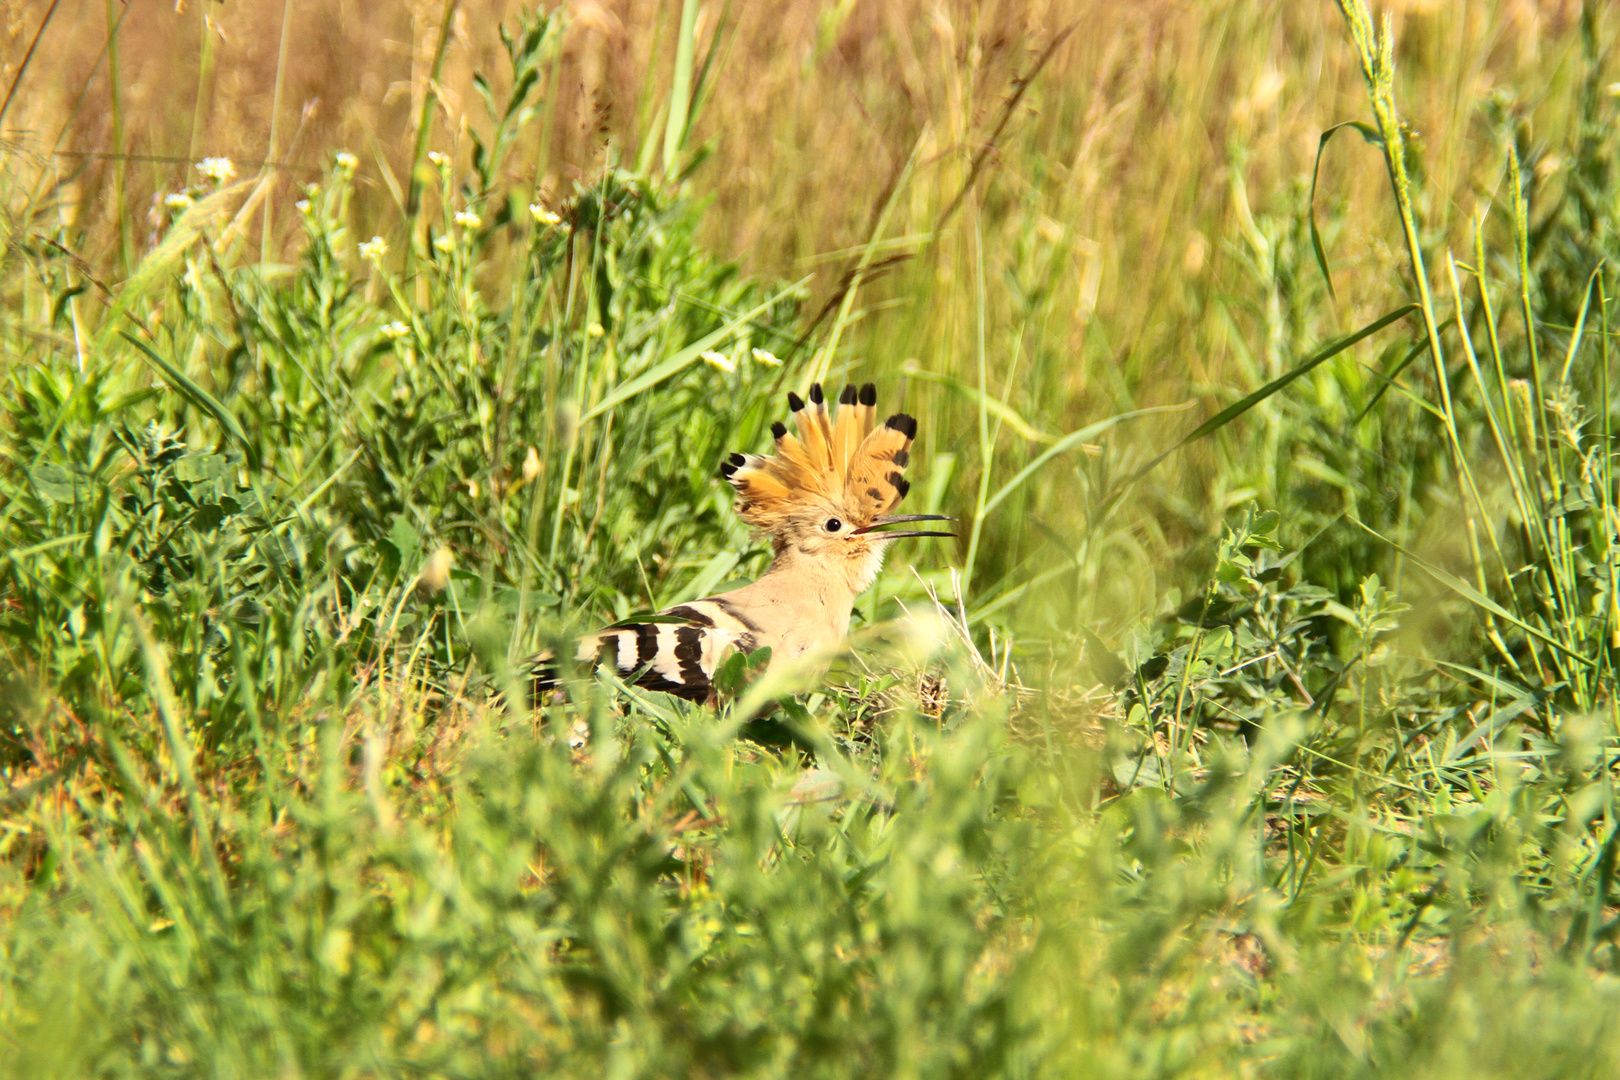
531,597,763,704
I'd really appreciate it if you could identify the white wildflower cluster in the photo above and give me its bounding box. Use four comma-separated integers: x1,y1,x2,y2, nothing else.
453,209,481,229
528,202,561,226
701,350,736,373
433,234,455,254
163,192,194,211
295,199,312,215
427,151,450,168
197,157,236,183
334,150,358,173
380,321,410,340
358,236,388,265
751,348,782,367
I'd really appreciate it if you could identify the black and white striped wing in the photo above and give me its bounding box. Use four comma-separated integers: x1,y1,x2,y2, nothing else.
533,598,762,704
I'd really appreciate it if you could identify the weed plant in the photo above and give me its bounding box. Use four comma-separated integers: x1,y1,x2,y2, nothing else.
2,2,1620,1078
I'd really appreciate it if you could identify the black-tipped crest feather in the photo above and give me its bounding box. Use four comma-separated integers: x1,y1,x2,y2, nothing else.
883,413,918,439
722,385,923,529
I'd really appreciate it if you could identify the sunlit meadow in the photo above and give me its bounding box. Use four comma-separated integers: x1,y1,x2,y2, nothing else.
0,1,1618,1075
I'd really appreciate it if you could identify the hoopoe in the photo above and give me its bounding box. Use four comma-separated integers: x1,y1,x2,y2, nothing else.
535,382,951,704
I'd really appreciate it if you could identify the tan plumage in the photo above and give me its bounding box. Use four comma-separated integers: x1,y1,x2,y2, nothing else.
534,382,951,704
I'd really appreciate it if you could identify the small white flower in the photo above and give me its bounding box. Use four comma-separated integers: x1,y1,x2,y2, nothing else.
587,322,605,339
453,209,481,229
295,199,312,215
466,479,480,499
163,192,193,211
433,233,455,253
528,202,560,226
750,348,782,367
358,236,388,264
427,151,450,167
197,157,236,183
701,350,736,373
380,321,410,340
334,150,358,172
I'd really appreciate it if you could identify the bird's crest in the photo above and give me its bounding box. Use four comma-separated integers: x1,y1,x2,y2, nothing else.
718,383,917,531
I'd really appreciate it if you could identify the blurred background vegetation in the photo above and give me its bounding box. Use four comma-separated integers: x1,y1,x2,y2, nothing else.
2,0,1620,1075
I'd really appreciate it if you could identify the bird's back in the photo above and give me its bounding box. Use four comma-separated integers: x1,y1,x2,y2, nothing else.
533,569,855,703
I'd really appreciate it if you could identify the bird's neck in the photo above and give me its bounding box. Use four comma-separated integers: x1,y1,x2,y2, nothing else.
756,547,864,615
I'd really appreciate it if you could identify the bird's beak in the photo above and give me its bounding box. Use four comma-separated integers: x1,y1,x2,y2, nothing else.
851,513,956,539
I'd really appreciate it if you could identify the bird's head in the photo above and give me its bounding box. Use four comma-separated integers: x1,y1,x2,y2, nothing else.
719,382,952,591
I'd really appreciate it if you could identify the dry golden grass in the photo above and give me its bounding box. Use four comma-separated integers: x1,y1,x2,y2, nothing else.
3,2,1597,277
1,0,1610,605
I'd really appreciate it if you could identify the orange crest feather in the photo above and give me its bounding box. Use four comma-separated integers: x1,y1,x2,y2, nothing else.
719,382,917,531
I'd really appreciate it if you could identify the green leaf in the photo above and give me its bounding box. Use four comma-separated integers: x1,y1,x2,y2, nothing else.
1309,120,1384,303
1352,325,1449,424
120,332,259,470
191,503,227,531
173,452,231,483
27,464,88,503
900,367,1064,443
389,515,422,568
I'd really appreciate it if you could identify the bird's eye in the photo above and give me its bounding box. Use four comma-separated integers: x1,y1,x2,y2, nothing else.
825,518,843,533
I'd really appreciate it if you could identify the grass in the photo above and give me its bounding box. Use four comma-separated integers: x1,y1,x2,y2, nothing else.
2,0,1620,1076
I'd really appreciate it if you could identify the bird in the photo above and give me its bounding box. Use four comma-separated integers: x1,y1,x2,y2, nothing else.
533,381,952,704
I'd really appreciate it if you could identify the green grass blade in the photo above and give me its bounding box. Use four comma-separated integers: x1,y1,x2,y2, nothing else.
1128,303,1417,484
119,330,258,468
132,615,233,912
1308,120,1384,303
581,278,807,423
662,0,700,178
1353,518,1595,667
901,367,1062,443
1175,304,1416,447
1559,263,1604,385
981,404,1193,518
1352,318,1451,423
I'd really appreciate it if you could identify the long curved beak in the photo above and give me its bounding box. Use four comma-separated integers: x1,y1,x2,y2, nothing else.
851,513,955,539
